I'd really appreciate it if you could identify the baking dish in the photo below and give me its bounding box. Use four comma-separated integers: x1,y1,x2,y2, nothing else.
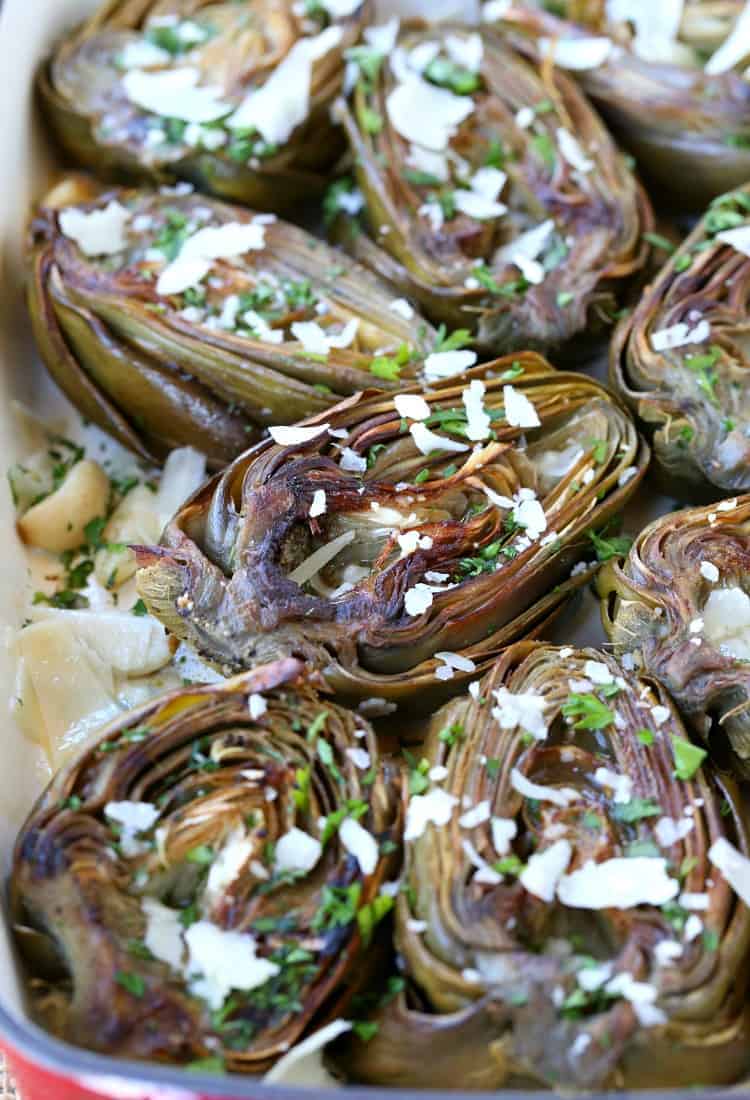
0,1,739,1098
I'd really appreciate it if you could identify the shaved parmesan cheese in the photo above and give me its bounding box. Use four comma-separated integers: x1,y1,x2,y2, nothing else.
248,693,267,719
503,385,540,428
655,816,694,847
364,17,400,54
459,800,491,829
703,587,750,660
405,787,458,841
604,972,665,1027
309,489,327,518
244,310,284,344
122,68,231,123
607,0,684,61
453,189,507,220
680,891,709,910
700,561,719,582
59,202,131,257
482,0,511,19
557,128,593,174
511,769,578,807
716,225,750,256
423,349,478,381
435,652,476,681
340,817,378,874
142,898,184,970
654,939,683,967
445,31,483,72
386,78,475,151
185,922,280,1009
491,817,517,856
205,826,254,908
389,297,415,320
709,836,750,905
410,422,470,456
291,318,359,355
346,746,371,770
228,27,342,142
269,423,330,446
520,839,572,902
156,221,266,296
594,767,633,804
320,0,362,13
104,801,159,857
404,583,434,616
264,1020,352,1086
705,1,750,74
462,379,491,441
275,827,322,873
492,687,548,740
650,320,710,352
540,35,613,70
585,660,615,685
339,447,367,473
558,857,679,909
394,393,431,420
512,488,546,540
496,219,555,285
119,39,172,68
471,166,507,202
407,142,450,182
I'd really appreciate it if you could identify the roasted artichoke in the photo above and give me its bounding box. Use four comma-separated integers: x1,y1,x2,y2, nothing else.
135,354,647,707
38,0,368,209
496,2,750,207
11,658,400,1072
610,185,750,500
598,494,750,774
27,176,431,467
332,20,652,352
332,641,750,1090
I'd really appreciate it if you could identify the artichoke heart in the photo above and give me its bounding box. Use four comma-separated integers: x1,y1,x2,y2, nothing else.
598,494,750,774
495,2,750,207
610,184,750,499
27,176,432,467
10,658,400,1072
38,0,369,208
330,642,750,1090
135,354,647,706
332,20,652,352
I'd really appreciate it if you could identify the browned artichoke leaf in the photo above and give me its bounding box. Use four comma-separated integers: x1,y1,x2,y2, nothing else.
11,658,401,1073
135,353,647,708
495,3,750,207
331,642,750,1090
27,176,433,467
598,494,750,772
39,0,370,208
610,185,750,499
332,20,651,353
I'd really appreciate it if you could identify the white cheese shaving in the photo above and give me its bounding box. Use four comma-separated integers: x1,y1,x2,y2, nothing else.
540,35,613,70
558,857,679,909
274,827,322,874
345,746,371,770
705,1,750,74
142,898,184,970
339,448,367,473
269,422,330,446
156,221,266,295
122,68,231,124
423,349,478,381
604,973,666,1027
654,939,683,967
435,652,476,681
462,379,491,441
458,800,491,829
655,816,694,847
394,393,431,420
184,921,280,1010
445,31,483,72
650,320,710,352
650,705,671,727
496,219,556,286
309,489,327,518
715,225,750,256
593,767,633,804
404,583,434,616
703,586,750,660
557,128,594,174
339,817,378,875
700,561,719,582
59,202,131,257
584,660,615,685
389,297,415,320
104,801,159,857
491,817,517,856
492,687,548,741
520,839,572,902
291,318,358,355
510,769,578,808
405,787,458,841
410,422,470,456
512,488,547,540
709,836,750,905
205,826,254,909
386,77,475,151
503,385,540,428
228,27,343,142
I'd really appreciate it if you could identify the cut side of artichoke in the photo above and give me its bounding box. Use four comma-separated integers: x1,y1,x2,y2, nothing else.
330,641,750,1090
610,185,750,499
598,493,750,774
38,0,369,209
135,354,647,707
10,658,400,1073
28,176,433,466
494,3,750,207
332,19,652,352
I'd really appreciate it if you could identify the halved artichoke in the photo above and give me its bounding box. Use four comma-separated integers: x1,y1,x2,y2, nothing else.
27,176,432,467
598,494,750,774
496,3,750,208
332,642,750,1090
609,185,750,500
332,20,652,352
11,657,400,1072
38,0,368,209
135,354,647,707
